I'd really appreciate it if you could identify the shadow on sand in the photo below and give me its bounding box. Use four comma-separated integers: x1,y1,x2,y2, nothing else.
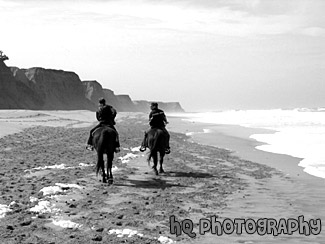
113,170,214,189
114,178,188,190
166,171,214,179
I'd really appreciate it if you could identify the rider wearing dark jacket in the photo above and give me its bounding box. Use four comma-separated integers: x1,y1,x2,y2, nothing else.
140,102,170,154
149,107,167,128
86,98,120,152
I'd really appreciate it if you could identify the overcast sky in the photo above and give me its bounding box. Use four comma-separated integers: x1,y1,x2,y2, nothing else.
1,0,324,112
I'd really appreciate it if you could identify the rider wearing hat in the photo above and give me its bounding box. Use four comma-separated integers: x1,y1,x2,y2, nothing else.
140,102,170,154
86,98,120,152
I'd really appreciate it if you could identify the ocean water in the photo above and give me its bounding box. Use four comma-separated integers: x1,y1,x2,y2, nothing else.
175,108,325,180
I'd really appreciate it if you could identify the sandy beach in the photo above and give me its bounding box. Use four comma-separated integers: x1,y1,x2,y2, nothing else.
0,110,324,244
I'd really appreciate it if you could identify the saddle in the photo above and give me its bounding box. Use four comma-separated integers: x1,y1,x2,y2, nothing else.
92,125,115,136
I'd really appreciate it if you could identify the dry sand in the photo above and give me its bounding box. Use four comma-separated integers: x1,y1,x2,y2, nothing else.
0,110,324,243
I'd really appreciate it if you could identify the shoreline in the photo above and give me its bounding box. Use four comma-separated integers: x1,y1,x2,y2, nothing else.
167,114,323,181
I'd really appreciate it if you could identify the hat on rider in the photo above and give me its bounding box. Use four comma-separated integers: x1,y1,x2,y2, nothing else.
151,102,158,107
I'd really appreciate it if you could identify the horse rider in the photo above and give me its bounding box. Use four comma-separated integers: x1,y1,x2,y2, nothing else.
140,102,170,154
86,98,120,153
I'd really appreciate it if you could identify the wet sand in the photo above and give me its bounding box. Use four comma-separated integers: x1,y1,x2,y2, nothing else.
168,114,325,243
0,110,324,243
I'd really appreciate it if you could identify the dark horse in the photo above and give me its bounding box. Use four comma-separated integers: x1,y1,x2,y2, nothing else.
147,128,166,175
92,126,117,184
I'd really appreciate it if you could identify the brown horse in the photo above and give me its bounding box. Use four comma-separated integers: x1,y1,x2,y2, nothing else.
146,128,166,175
92,126,117,184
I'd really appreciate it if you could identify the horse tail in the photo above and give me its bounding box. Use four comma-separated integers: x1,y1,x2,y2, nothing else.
96,150,104,176
102,129,115,154
95,133,105,176
147,146,153,166
148,149,153,166
147,129,160,166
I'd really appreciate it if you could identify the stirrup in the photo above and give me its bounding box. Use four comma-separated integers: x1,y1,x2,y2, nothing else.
86,145,93,151
115,147,120,153
165,148,170,154
139,146,146,152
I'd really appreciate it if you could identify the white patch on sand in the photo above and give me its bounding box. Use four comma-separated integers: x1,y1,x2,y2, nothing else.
108,229,175,243
51,218,82,229
25,163,93,173
30,199,82,228
0,204,12,218
30,196,38,203
30,200,61,214
108,229,144,238
118,153,138,163
40,186,63,196
112,165,119,172
79,163,94,167
158,236,175,244
131,146,140,152
55,183,82,189
29,183,83,229
40,183,82,196
32,164,69,170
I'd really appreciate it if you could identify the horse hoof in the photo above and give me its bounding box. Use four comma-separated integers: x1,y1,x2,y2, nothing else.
108,179,113,184
159,169,165,174
152,167,158,175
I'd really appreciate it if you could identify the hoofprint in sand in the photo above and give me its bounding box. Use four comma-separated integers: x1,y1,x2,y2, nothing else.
0,110,323,243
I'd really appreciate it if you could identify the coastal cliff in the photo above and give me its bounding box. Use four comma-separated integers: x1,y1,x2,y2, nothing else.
1,59,185,112
0,62,43,109
133,100,184,113
17,68,95,110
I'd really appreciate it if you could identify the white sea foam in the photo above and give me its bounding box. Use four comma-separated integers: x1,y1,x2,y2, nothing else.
181,109,325,179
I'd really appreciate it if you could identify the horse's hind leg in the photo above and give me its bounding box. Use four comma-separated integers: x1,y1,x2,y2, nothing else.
152,153,158,175
97,153,107,183
106,153,114,184
108,169,113,184
158,151,165,174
